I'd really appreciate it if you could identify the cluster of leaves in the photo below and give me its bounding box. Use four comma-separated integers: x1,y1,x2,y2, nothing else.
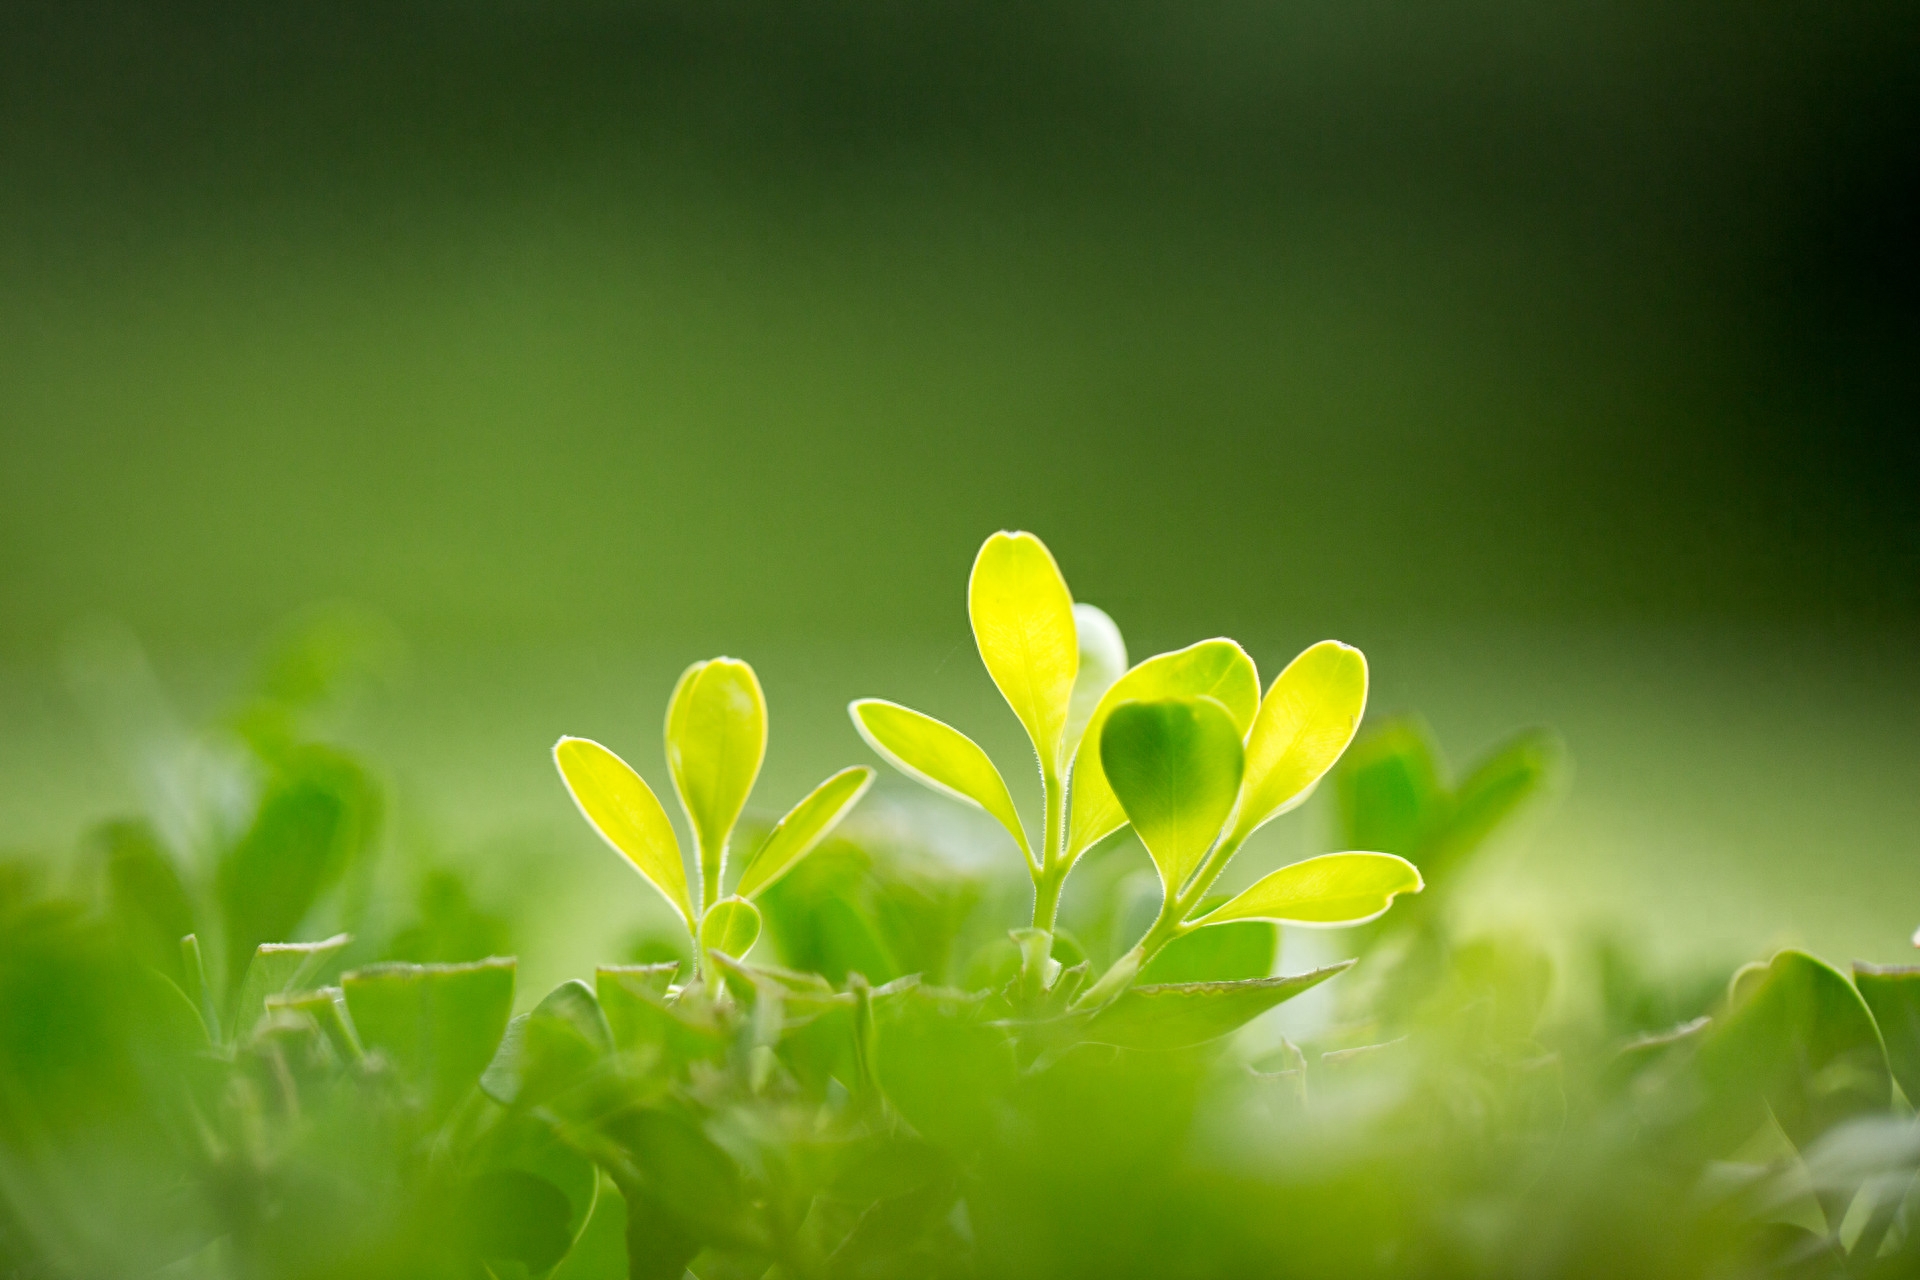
7,536,1920,1279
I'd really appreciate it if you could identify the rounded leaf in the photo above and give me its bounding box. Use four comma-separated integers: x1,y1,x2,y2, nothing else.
700,896,762,959
1100,697,1245,896
1066,639,1260,860
735,766,874,899
554,736,693,927
665,657,767,892
850,699,1032,865
969,531,1079,772
1193,851,1423,928
1064,603,1127,759
1230,641,1368,844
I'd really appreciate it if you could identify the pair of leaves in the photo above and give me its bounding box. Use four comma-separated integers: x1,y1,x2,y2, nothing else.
554,657,873,931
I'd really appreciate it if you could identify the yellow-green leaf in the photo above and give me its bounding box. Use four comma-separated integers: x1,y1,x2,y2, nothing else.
699,896,762,959
1064,603,1127,760
665,657,767,902
735,766,874,899
1194,852,1422,927
1065,639,1259,860
1228,641,1368,844
969,531,1079,773
849,699,1032,865
1100,698,1245,896
554,736,693,927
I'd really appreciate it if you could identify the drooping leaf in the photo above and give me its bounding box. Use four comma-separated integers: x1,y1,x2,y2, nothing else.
1065,639,1260,860
850,699,1032,865
1099,697,1244,895
968,531,1079,772
230,932,351,1041
734,766,874,899
664,657,767,903
1195,852,1423,928
554,737,694,928
482,978,613,1109
1064,603,1127,760
1084,963,1353,1050
699,896,762,959
1853,963,1920,1106
1229,641,1368,844
341,957,516,1118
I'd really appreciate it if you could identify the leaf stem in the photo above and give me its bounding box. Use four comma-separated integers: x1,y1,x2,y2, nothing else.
1073,829,1249,1011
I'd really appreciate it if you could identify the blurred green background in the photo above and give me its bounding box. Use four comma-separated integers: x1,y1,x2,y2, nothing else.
2,0,1915,990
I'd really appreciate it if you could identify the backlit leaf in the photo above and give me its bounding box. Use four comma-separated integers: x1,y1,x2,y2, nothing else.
1100,698,1245,896
1066,639,1260,861
1063,603,1127,760
1084,963,1352,1050
850,699,1032,865
1229,641,1368,844
734,766,874,899
699,896,762,959
664,657,767,902
554,736,694,928
968,531,1078,772
1195,852,1422,928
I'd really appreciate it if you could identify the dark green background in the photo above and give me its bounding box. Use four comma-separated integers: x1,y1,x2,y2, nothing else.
2,0,1916,987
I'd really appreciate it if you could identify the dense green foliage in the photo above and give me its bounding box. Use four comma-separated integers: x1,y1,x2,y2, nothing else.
4,535,1918,1279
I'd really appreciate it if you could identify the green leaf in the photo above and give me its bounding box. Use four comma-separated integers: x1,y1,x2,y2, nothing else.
1065,638,1260,861
596,964,730,1068
699,895,762,959
1137,918,1276,984
1852,963,1920,1106
482,978,614,1109
664,657,767,905
734,766,874,899
850,699,1031,865
341,957,516,1118
1697,950,1890,1155
1228,641,1368,844
264,985,360,1060
1195,852,1423,927
1334,718,1447,859
968,530,1079,772
458,1168,576,1274
1430,728,1561,874
230,932,351,1041
1099,697,1245,895
93,819,195,980
1084,962,1353,1050
554,736,694,928
1064,603,1127,760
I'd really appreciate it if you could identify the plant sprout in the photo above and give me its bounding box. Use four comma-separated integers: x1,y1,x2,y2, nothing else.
850,530,1422,1007
554,656,873,976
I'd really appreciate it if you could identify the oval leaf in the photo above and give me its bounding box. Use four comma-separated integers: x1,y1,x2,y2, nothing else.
554,736,693,927
665,657,767,902
735,766,875,899
969,531,1079,773
1100,697,1245,896
1194,851,1423,927
1063,603,1127,760
1066,638,1260,860
700,896,762,959
1229,641,1368,844
850,699,1032,864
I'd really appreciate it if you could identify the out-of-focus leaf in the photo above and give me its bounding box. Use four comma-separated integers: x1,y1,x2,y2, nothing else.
699,895,762,959
458,1168,575,1274
230,932,351,1041
1100,698,1244,895
1066,639,1260,861
664,657,766,903
265,985,360,1060
596,965,728,1068
1084,963,1353,1050
1064,603,1127,761
1853,963,1920,1105
850,699,1032,864
603,1107,747,1247
968,530,1079,772
735,766,874,899
873,985,1014,1152
341,957,515,1118
482,978,613,1109
1334,719,1446,860
1137,919,1276,985
1430,729,1561,874
1229,641,1368,844
91,819,194,980
216,744,378,991
1196,853,1422,927
1696,950,1890,1156
554,737,694,928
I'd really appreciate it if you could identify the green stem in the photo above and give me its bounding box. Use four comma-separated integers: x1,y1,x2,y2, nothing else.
1074,829,1250,1011
1017,762,1067,1002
